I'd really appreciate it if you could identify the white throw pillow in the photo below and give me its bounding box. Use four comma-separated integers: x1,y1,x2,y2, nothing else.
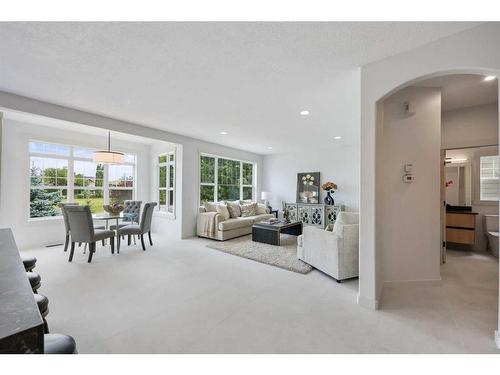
216,203,230,221
241,203,257,217
204,202,217,212
256,203,268,215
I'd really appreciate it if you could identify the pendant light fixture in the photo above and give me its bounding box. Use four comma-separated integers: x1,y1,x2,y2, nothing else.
93,131,124,164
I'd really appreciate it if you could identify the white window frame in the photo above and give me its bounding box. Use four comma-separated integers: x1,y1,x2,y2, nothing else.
479,154,499,202
157,151,175,214
472,148,499,205
28,139,137,220
199,153,256,204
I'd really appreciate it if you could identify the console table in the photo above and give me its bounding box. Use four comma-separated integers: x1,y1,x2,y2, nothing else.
284,203,343,229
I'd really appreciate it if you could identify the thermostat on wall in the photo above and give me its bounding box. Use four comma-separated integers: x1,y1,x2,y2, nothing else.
404,163,413,173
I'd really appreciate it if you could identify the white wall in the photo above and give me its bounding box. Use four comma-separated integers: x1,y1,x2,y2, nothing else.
360,23,500,313
261,68,361,213
0,118,151,249
442,103,498,149
262,143,359,212
378,86,442,283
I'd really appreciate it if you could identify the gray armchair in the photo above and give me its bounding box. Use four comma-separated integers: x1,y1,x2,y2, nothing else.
117,202,157,251
64,205,115,263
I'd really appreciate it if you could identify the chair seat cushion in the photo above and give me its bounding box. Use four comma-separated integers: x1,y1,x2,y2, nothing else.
34,294,49,316
118,224,142,235
27,272,41,289
22,255,37,272
94,229,115,241
109,223,129,230
44,334,77,354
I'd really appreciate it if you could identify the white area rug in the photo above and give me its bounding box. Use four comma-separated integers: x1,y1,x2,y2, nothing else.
206,234,312,274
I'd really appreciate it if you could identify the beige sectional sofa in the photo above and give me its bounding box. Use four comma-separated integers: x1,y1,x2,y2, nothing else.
197,201,274,241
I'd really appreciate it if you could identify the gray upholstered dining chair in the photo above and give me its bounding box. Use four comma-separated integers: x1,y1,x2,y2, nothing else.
60,203,105,253
110,200,142,230
59,203,79,252
117,202,157,251
64,205,115,263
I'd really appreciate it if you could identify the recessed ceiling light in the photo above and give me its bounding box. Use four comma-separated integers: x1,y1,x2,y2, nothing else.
334,136,342,140
267,146,273,150
484,75,497,82
300,110,310,116
219,131,228,135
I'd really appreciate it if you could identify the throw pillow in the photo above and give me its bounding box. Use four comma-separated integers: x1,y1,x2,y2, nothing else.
216,203,230,221
241,202,257,217
256,203,268,215
204,201,217,212
226,201,242,218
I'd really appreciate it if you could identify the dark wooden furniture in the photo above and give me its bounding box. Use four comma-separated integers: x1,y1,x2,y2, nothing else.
446,211,478,246
252,221,303,246
0,229,44,353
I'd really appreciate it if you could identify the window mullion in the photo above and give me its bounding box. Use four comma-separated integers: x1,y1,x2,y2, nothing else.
214,157,218,202
68,152,74,202
104,164,109,205
240,161,243,200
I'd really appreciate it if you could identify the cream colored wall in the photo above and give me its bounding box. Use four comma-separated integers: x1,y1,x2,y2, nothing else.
378,86,442,283
442,103,498,149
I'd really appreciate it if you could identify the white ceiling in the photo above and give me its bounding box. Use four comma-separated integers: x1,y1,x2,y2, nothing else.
415,74,498,111
0,22,481,154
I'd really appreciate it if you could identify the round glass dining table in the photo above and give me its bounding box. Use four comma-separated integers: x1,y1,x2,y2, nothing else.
92,212,137,252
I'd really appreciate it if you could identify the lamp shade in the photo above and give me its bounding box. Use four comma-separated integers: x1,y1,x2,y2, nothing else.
261,191,271,200
92,151,124,164
93,131,124,164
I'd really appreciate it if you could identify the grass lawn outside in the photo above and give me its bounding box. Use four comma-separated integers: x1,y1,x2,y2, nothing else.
73,197,105,213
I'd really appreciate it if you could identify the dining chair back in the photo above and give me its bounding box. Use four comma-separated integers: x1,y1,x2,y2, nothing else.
140,202,157,234
59,202,80,234
64,206,95,243
123,200,142,223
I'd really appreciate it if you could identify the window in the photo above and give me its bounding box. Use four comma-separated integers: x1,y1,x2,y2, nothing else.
480,155,499,201
29,141,136,218
199,154,255,203
158,152,175,213
30,156,68,218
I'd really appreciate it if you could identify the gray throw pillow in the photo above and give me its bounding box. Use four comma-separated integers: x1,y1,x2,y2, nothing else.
226,201,242,218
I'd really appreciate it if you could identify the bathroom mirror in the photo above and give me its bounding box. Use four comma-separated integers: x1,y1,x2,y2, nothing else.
445,150,472,206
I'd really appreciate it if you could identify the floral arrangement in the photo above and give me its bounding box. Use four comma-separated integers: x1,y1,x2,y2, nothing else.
302,174,315,186
103,199,124,215
321,181,338,191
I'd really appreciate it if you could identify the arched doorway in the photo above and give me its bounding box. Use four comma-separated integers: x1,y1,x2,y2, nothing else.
370,69,499,350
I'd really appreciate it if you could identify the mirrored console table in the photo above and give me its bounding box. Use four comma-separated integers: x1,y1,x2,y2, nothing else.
284,203,344,229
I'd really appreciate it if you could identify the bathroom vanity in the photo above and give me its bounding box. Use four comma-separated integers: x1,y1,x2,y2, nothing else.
446,209,478,246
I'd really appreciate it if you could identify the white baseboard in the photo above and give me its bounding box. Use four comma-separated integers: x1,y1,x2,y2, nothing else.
357,294,379,310
495,330,500,349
